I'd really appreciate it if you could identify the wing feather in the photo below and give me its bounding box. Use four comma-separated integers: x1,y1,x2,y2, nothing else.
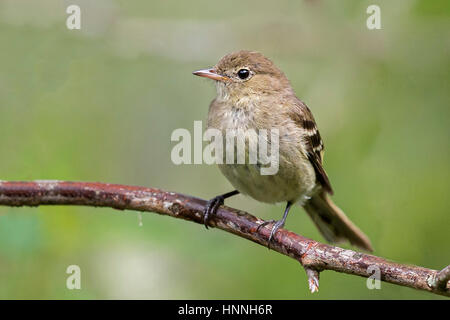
289,101,333,194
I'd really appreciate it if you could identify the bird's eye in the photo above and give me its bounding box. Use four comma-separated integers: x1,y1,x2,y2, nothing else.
237,69,250,80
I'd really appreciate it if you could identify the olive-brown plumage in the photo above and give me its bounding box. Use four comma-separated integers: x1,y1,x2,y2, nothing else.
193,50,372,251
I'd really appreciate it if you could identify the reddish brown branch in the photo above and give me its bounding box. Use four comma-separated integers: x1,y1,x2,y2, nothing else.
0,180,448,297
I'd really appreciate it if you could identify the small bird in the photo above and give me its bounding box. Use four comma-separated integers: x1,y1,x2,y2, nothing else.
193,50,373,252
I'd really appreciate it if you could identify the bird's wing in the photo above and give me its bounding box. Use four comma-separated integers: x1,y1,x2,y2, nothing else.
289,101,333,194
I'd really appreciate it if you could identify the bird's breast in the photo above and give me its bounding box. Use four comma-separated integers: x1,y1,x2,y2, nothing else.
208,97,258,131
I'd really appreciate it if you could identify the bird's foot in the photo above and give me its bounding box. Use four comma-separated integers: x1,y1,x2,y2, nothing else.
203,195,225,229
256,219,285,249
203,190,240,229
256,219,277,233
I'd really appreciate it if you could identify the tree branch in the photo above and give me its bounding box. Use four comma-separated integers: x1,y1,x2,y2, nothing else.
0,180,448,297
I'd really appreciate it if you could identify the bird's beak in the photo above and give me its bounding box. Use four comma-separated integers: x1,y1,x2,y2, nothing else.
192,68,230,82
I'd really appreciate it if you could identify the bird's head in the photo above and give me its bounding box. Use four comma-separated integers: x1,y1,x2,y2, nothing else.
193,50,292,101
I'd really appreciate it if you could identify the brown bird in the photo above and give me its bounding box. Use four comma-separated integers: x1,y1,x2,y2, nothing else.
193,50,373,252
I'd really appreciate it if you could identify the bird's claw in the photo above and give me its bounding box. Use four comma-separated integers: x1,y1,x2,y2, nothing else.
203,195,225,229
256,219,276,233
256,219,285,250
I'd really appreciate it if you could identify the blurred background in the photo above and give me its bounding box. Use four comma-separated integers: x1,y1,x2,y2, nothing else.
0,0,449,299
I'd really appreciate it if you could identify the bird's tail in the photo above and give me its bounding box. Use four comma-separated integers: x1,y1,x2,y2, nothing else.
303,192,373,252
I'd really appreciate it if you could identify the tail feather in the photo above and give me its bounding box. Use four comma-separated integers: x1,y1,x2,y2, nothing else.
303,192,373,252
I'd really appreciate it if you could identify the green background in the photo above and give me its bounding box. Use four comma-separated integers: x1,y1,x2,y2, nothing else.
0,0,449,299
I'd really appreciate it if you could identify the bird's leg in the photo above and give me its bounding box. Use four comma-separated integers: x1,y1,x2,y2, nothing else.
203,190,240,229
257,201,293,249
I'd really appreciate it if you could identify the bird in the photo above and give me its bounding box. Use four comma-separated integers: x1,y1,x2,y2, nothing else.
192,50,373,252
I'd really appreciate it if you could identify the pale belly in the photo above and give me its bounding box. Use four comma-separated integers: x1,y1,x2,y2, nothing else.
217,146,317,204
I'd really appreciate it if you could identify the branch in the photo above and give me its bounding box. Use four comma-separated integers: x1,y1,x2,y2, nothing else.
0,180,448,297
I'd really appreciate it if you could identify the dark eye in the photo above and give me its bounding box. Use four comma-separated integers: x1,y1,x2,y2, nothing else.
237,69,250,80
